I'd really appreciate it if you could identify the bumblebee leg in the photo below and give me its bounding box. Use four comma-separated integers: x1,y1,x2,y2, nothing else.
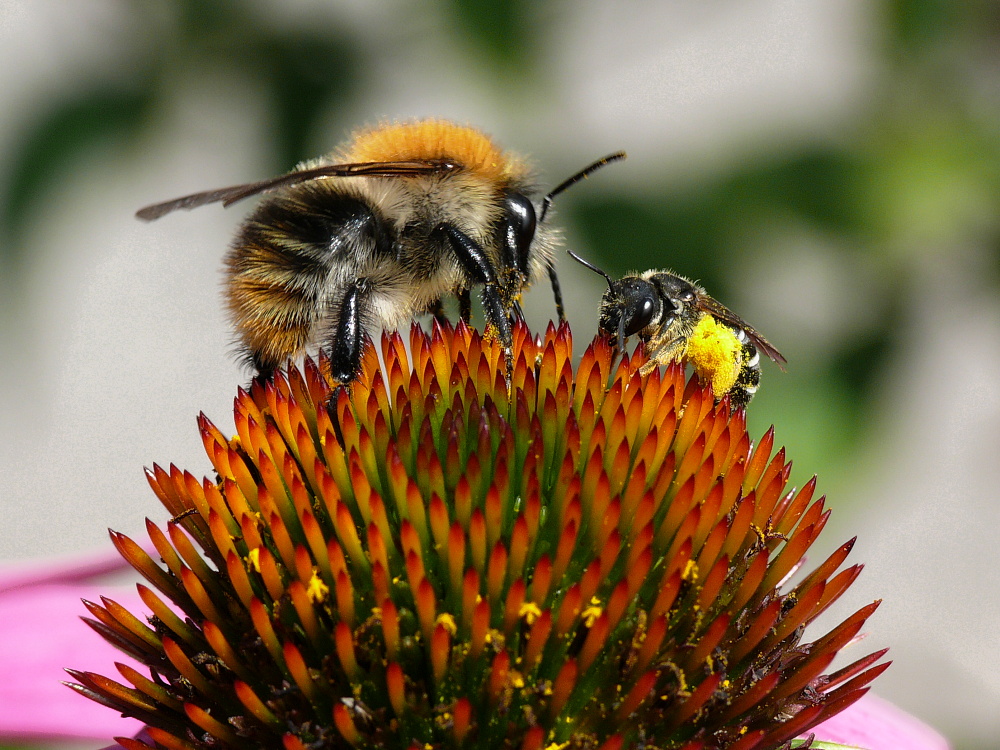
434,223,513,385
325,385,348,450
427,297,447,323
511,299,525,323
548,262,566,322
329,278,371,385
458,288,472,323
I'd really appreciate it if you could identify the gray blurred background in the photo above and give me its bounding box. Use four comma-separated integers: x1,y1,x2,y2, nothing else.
1,2,997,748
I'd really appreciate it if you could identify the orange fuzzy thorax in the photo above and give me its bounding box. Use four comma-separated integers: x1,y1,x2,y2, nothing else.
343,119,530,185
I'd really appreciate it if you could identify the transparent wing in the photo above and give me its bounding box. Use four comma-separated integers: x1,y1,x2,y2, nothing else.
136,159,461,221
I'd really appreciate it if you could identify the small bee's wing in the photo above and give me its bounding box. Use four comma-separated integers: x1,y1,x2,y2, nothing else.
697,294,787,370
135,159,461,221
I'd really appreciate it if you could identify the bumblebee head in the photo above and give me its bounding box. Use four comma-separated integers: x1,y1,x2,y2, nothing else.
505,152,626,288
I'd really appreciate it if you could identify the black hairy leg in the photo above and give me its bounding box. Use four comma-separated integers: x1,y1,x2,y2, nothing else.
426,297,448,323
434,223,513,386
548,262,565,322
458,288,472,323
329,278,372,385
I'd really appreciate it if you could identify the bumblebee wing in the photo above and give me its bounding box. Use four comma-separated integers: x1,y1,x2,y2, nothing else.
697,295,787,370
135,159,460,221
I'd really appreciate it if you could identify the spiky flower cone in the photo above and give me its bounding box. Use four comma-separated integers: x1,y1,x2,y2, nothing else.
69,321,887,750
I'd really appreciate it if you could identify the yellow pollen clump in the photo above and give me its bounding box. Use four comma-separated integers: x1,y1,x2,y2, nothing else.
247,547,261,572
519,601,542,625
685,315,741,397
581,604,602,627
307,571,329,603
682,560,699,582
435,613,458,635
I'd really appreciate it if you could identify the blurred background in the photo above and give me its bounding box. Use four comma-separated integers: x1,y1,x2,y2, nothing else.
1,1,997,748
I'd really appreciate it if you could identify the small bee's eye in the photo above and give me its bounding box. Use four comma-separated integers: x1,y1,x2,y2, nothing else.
624,297,656,335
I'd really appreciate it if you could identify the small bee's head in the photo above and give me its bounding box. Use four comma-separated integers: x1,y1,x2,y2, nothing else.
567,251,664,352
654,274,700,320
598,277,662,351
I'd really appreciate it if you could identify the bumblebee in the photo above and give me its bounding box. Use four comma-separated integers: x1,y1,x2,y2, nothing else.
568,251,786,407
137,119,624,384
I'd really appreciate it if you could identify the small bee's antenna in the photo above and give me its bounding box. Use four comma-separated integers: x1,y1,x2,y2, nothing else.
567,249,615,290
540,151,626,224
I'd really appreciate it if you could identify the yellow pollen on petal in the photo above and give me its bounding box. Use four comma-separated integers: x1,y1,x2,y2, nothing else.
682,560,699,582
519,601,542,625
435,613,457,635
581,604,602,627
546,742,569,750
247,547,261,572
307,571,329,602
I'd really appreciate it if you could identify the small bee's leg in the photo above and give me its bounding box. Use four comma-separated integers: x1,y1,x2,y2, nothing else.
458,288,472,323
434,223,514,385
328,278,372,385
548,262,566,322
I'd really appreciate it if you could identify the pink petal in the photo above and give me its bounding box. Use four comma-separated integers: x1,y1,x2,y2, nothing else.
808,693,950,749
0,553,145,742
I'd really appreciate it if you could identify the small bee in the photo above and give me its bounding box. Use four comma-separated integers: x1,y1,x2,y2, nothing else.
137,119,624,385
568,251,786,407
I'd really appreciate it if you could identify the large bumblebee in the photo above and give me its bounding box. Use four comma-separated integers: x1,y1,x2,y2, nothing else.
137,119,624,385
569,251,786,407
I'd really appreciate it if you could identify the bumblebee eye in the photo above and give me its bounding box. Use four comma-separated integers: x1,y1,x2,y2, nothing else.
624,297,656,335
504,192,537,275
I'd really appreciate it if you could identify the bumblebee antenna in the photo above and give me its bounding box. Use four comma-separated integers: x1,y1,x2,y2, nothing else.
567,249,615,290
540,151,626,224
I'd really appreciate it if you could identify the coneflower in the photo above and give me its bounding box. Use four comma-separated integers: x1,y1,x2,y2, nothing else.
67,320,887,750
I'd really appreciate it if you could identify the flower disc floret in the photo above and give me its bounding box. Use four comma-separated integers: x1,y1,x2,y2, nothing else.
69,320,887,750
